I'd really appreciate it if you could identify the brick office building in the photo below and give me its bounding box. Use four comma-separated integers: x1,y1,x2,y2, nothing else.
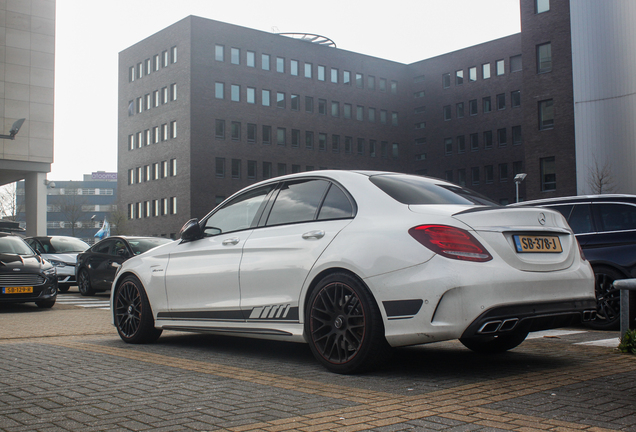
118,0,636,237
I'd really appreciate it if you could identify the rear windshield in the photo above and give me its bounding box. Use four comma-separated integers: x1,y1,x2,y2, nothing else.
46,237,90,253
370,174,498,206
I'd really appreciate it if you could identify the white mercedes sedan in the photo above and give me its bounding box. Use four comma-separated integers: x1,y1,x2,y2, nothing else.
111,171,596,373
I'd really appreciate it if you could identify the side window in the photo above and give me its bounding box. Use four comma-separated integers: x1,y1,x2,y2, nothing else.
113,240,129,257
266,179,329,226
317,184,354,220
203,185,273,236
93,240,113,255
26,239,43,253
548,205,573,220
567,204,594,234
597,203,636,232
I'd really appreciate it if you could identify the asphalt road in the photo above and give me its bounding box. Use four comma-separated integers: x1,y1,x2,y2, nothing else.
1,288,634,432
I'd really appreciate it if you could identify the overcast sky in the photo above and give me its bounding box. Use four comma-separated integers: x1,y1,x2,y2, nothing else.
51,0,521,181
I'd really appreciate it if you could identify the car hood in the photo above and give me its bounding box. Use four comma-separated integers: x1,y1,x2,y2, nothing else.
0,254,49,271
40,253,78,264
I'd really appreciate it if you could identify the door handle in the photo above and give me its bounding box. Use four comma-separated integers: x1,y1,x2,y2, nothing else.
302,230,325,240
222,237,240,246
111,262,121,268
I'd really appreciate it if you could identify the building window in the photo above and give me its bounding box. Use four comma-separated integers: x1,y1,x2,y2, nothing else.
483,130,493,149
343,71,351,84
368,107,375,122
292,164,301,173
215,158,225,178
356,106,363,121
483,97,491,113
415,122,426,129
231,84,240,102
262,125,271,144
357,138,365,155
471,167,480,185
513,161,523,176
414,106,425,114
247,87,256,104
231,47,240,65
499,163,508,182
344,136,352,154
537,42,552,73
215,45,224,61
247,50,255,67
304,62,312,78
153,90,160,107
305,96,314,113
356,73,363,88
262,89,271,106
536,0,550,13
161,160,168,178
496,59,505,75
414,90,425,98
457,135,466,153
497,93,506,110
455,70,463,85
332,135,340,152
277,127,286,146
318,133,327,151
276,57,285,73
170,83,177,101
263,162,272,179
291,94,299,111
442,73,451,88
215,120,225,139
443,105,451,121
482,63,491,79
144,94,151,111
456,102,464,118
470,133,479,151
469,67,477,81
291,129,300,148
247,123,257,143
541,157,556,191
170,121,177,139
161,123,168,141
444,137,452,155
415,137,426,145
369,140,376,157
457,169,466,187
153,126,159,144
262,54,270,70
331,101,339,117
247,160,257,179
510,55,522,72
344,103,352,119
162,51,169,68
215,82,224,99
231,121,241,141
392,143,399,159
277,163,287,176
128,134,134,151
277,92,286,109
497,128,507,146
305,131,314,149
170,197,177,215
170,158,177,176
390,81,398,94
392,112,398,126
331,68,338,83
512,125,522,145
318,65,326,81
485,165,494,184
469,99,478,115
144,164,150,182
319,99,327,115
368,75,376,90
232,159,241,179
291,60,298,76
539,99,554,130
511,90,521,108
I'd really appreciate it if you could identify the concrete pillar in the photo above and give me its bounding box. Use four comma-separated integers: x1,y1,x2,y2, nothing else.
24,172,47,236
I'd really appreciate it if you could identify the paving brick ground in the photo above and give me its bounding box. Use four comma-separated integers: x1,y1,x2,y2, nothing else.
1,297,635,431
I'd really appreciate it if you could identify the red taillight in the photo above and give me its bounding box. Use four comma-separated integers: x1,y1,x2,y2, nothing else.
409,224,493,262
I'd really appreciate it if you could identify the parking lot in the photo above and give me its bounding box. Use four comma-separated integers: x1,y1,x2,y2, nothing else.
1,291,635,432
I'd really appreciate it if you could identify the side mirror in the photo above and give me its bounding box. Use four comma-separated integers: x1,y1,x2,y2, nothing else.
179,218,203,242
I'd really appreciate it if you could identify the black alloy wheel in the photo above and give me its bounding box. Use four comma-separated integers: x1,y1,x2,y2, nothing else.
114,275,162,344
306,272,389,374
78,268,95,296
588,267,622,330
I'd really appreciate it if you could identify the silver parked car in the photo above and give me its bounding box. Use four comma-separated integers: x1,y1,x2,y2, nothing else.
25,236,90,292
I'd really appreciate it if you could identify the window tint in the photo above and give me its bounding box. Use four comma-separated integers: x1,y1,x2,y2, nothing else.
93,240,112,254
370,175,498,206
567,204,593,234
203,185,273,236
128,238,172,255
597,203,636,232
267,180,329,226
318,185,354,220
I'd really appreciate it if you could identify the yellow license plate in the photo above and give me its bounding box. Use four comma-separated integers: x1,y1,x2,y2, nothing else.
2,286,33,294
514,235,562,253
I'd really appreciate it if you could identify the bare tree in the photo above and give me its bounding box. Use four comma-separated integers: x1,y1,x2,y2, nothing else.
55,188,89,237
107,208,129,236
587,158,616,194
0,182,22,221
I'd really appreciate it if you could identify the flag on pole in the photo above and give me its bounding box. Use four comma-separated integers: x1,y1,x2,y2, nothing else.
95,218,110,240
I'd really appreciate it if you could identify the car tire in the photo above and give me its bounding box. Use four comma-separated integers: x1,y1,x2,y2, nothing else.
58,285,70,293
78,268,95,296
113,275,162,344
35,299,56,309
587,266,622,330
460,330,529,354
305,272,390,374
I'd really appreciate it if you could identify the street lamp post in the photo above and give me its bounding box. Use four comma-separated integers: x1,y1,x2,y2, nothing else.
514,173,527,203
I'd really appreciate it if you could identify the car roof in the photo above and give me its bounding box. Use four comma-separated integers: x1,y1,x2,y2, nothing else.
510,194,636,207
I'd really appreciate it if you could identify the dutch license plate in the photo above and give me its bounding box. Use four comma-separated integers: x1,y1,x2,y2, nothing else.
2,286,33,294
514,235,562,253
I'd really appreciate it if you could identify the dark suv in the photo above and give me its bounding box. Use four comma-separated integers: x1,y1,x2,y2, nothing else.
512,195,636,329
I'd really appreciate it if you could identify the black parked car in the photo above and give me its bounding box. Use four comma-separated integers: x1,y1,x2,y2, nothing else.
76,236,172,296
0,233,58,308
512,194,636,329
